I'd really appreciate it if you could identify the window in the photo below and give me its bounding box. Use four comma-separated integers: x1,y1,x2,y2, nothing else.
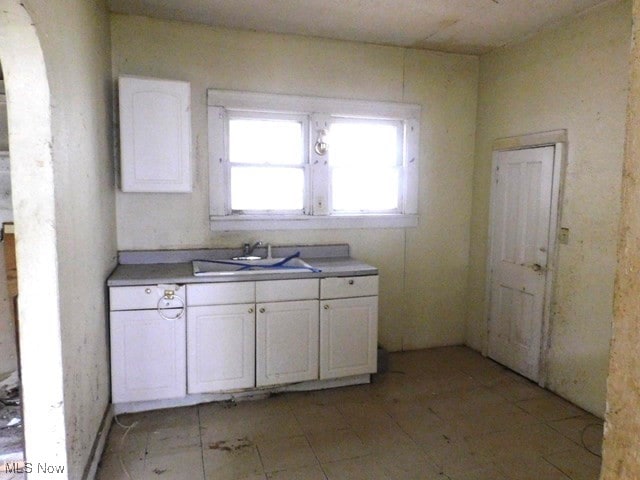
208,89,420,230
227,113,307,212
328,119,403,213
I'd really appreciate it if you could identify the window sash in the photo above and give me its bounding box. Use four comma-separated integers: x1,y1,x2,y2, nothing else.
225,111,310,215
330,165,403,214
325,117,405,214
229,164,308,214
227,111,307,166
327,117,404,167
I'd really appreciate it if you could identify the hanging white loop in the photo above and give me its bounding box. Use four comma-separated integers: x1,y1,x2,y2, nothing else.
157,294,185,321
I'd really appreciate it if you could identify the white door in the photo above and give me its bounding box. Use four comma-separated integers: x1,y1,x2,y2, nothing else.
187,304,255,393
488,146,555,381
320,296,378,379
110,309,186,403
256,300,319,387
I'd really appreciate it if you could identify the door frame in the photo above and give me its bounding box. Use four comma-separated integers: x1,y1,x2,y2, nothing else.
484,130,567,387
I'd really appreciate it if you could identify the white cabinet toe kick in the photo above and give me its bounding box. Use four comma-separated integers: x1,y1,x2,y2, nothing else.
109,274,378,414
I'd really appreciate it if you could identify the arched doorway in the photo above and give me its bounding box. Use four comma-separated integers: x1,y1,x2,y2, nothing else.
0,0,68,469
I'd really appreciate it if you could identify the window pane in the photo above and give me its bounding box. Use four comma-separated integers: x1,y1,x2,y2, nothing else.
231,166,304,211
229,118,303,165
332,167,399,212
329,121,400,167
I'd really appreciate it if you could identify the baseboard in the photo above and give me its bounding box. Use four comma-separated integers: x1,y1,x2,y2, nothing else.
82,404,113,480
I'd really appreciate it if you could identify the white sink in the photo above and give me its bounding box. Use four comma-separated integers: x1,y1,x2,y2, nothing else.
193,257,320,276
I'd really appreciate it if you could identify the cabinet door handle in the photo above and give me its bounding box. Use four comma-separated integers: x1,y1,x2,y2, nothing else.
323,304,330,310
248,308,254,314
259,307,266,313
145,288,152,294
348,280,354,285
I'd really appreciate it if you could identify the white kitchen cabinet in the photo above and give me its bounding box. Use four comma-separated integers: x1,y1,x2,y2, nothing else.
187,304,255,393
256,299,319,387
187,282,258,394
320,276,378,379
110,309,186,403
119,75,192,192
109,269,378,409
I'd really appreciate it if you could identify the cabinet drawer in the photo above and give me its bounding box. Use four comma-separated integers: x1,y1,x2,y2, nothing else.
256,279,319,303
187,282,255,306
320,275,378,299
110,285,186,311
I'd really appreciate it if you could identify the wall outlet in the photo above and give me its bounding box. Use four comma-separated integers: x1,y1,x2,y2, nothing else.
559,227,570,245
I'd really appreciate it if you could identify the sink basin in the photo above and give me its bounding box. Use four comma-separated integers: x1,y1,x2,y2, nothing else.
193,257,320,276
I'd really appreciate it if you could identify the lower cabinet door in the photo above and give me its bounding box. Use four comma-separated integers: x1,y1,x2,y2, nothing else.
320,296,378,379
110,309,186,403
256,300,319,387
187,304,255,393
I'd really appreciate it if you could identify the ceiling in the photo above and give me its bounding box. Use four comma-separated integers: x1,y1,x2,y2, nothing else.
108,0,611,55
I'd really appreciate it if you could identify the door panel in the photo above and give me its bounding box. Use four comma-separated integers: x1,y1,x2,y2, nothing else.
489,146,555,381
187,304,255,393
111,309,186,403
320,296,377,379
256,300,319,386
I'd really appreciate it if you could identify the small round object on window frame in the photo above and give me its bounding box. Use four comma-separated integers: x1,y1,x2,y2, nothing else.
314,129,329,155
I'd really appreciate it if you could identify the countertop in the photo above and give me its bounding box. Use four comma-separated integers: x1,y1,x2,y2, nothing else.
107,256,378,287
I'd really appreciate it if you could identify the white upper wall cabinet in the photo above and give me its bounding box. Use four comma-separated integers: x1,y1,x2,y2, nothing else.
119,76,192,192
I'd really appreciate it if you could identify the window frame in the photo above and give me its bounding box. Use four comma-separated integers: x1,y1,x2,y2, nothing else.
208,89,420,231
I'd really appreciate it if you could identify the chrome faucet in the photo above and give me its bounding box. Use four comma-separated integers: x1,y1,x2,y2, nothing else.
242,241,263,257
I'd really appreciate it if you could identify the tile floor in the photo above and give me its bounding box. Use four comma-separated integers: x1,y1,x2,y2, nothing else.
96,346,603,480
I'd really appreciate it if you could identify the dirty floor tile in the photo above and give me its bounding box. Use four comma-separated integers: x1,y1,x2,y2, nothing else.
256,435,318,473
265,465,327,480
306,428,370,463
97,347,602,480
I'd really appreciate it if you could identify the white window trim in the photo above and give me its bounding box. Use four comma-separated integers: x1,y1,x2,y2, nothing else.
208,89,421,231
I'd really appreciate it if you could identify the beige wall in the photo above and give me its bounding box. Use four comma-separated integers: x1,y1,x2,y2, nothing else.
467,0,631,416
601,1,640,476
111,15,479,351
23,0,116,477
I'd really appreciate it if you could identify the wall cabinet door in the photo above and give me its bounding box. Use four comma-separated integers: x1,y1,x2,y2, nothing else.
187,304,255,393
119,76,192,192
110,309,186,403
320,296,378,379
256,300,319,387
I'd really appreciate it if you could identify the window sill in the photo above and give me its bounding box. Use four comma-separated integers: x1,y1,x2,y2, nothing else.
209,214,418,231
